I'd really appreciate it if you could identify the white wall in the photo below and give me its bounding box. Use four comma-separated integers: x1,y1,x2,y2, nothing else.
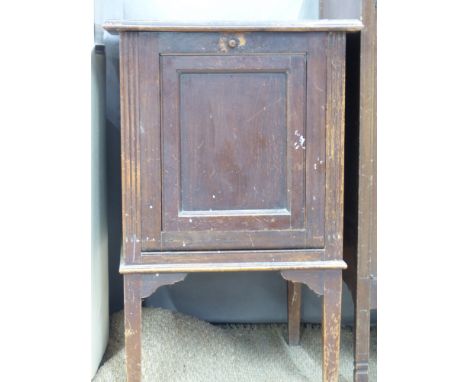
91,47,109,378
122,0,319,21
94,0,320,43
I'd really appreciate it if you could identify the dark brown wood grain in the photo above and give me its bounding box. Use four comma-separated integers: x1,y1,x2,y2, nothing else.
160,229,311,251
321,0,377,380
287,282,302,345
135,32,333,252
139,32,162,250
305,32,328,248
139,273,188,298
124,273,187,382
282,270,343,382
113,21,357,382
120,32,142,264
322,270,343,382
281,270,325,296
358,0,378,304
156,31,324,55
313,4,377,381
324,32,347,260
124,274,142,382
180,73,287,212
160,54,306,238
353,1,377,380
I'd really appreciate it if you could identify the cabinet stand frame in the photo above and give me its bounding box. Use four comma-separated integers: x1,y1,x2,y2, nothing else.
123,264,345,382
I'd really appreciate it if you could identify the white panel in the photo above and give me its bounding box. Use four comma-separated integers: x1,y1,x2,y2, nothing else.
91,48,109,378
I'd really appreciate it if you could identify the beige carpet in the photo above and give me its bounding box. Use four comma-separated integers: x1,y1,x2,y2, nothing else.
94,308,376,382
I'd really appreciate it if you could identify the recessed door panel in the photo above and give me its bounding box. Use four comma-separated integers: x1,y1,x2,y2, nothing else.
138,33,328,251
161,55,305,238
179,71,287,213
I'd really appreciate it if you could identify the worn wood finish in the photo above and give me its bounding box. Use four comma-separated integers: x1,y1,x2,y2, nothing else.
140,273,188,298
136,32,330,252
124,273,187,382
282,269,325,296
160,53,309,248
108,20,358,381
135,31,345,254
156,31,325,55
124,274,142,382
120,32,142,264
305,31,328,248
135,28,332,252
273,3,375,381
353,0,377,380
282,270,343,382
159,229,313,251
139,32,162,250
324,32,347,260
322,270,343,382
322,1,377,380
104,19,363,33
123,258,347,274
287,282,302,345
285,30,347,353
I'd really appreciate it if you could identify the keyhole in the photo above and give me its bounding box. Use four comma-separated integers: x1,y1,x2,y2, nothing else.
228,39,238,48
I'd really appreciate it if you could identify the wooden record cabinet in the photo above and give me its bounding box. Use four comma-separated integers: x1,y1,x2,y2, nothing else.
104,19,362,382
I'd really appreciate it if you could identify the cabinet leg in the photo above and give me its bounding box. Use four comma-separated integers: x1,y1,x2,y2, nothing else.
287,281,302,345
124,274,142,382
353,277,371,382
322,270,342,382
343,252,372,381
281,269,344,382
123,272,188,382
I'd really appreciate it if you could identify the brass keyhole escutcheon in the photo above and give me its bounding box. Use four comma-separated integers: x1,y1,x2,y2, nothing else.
228,39,238,48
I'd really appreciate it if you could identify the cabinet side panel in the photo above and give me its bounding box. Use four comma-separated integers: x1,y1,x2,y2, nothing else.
358,0,377,300
120,32,142,262
324,32,346,260
305,33,328,247
139,32,162,251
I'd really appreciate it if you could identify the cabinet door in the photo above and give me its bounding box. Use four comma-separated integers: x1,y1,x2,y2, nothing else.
159,54,305,250
137,33,328,251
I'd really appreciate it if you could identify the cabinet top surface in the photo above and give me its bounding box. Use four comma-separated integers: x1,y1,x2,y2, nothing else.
103,19,363,33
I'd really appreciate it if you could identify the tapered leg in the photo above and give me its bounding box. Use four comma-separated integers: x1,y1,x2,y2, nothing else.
322,270,342,382
124,274,142,382
281,268,345,381
287,281,302,345
123,272,188,382
353,277,371,382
